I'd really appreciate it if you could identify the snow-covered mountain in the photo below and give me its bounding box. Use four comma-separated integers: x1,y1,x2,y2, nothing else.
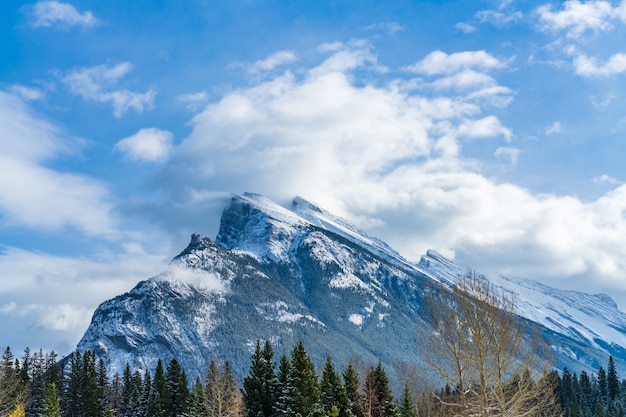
76,193,626,381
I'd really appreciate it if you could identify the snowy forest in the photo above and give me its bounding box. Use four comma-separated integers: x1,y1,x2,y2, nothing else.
0,338,623,417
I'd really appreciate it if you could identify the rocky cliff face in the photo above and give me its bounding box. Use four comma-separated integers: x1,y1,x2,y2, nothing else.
76,193,626,381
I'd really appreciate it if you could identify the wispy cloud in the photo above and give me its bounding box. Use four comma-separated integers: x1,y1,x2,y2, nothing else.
0,244,167,351
364,22,404,34
62,62,156,117
404,50,506,75
115,128,173,163
248,51,298,74
0,91,115,235
476,9,523,26
27,1,98,29
455,22,478,34
177,91,209,111
536,0,626,39
571,52,626,77
147,41,626,294
544,121,563,135
494,147,521,165
9,85,44,101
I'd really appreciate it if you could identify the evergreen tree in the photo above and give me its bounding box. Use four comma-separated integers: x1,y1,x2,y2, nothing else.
243,340,276,417
188,376,209,417
61,351,82,417
608,357,620,403
274,355,294,417
343,362,365,417
319,356,352,417
137,370,152,417
397,384,416,417
148,359,170,417
26,349,46,417
166,358,189,417
363,362,396,417
599,367,608,403
1,347,26,417
42,383,61,417
288,340,322,417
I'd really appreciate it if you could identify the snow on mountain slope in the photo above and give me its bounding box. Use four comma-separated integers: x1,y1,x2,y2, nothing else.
76,192,626,380
417,249,626,365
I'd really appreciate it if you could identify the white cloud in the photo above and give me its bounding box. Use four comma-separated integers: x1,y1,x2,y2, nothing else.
0,91,115,235
28,1,98,29
591,91,618,110
9,85,44,101
405,50,506,75
177,91,209,111
63,62,156,117
536,0,626,39
162,265,228,293
430,70,498,90
455,22,478,33
544,121,563,135
251,51,297,72
593,174,620,185
494,147,521,165
0,244,167,351
115,128,173,163
572,52,626,77
475,9,523,26
150,41,626,299
364,22,404,34
458,116,513,142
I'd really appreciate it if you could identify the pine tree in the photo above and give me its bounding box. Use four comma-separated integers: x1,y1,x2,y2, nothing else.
343,362,365,417
364,362,396,417
167,358,189,417
243,340,276,417
274,355,294,417
137,369,152,417
148,359,170,417
61,351,82,417
288,340,322,417
398,384,416,417
599,366,609,409
188,376,209,417
608,357,620,403
42,383,61,417
0,347,26,417
319,356,353,417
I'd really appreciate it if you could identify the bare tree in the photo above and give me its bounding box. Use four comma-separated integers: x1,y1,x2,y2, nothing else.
421,270,561,417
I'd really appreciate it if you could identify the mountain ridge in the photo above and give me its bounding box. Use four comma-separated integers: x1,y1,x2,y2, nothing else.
76,192,626,382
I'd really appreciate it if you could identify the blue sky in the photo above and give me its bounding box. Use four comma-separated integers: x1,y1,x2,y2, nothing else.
3,0,626,355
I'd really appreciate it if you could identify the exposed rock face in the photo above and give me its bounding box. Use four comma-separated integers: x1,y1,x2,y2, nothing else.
76,193,626,381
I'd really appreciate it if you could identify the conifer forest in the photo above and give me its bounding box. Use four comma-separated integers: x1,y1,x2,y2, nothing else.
0,338,622,417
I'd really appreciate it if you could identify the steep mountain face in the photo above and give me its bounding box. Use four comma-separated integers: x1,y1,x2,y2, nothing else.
76,193,626,382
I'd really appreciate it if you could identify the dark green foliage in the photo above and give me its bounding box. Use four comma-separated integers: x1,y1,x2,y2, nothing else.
166,358,189,417
42,383,61,417
320,356,353,417
397,384,416,417
609,357,620,402
188,376,209,417
287,340,322,417
363,362,396,417
147,359,170,417
343,361,365,417
243,340,276,417
7,342,626,417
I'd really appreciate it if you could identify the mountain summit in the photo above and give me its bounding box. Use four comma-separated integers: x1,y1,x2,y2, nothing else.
76,193,626,380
